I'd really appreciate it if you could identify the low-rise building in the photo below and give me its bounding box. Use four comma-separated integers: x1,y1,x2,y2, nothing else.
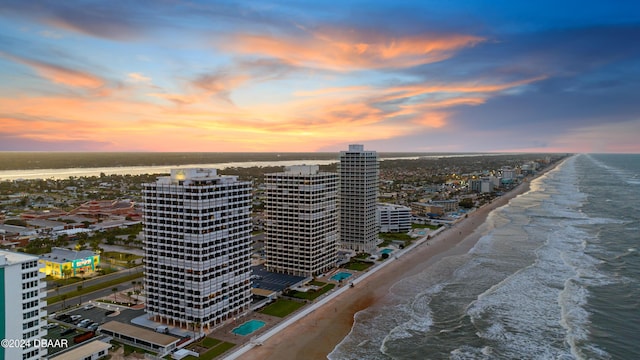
411,202,445,217
69,200,135,218
20,208,68,220
38,247,99,279
99,321,180,356
469,177,495,193
0,224,37,246
49,340,111,360
377,203,411,233
430,200,459,213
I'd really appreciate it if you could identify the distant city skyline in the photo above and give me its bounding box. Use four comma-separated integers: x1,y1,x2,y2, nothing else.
1,1,639,153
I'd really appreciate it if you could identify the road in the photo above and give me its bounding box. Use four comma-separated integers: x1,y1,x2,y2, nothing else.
46,266,143,314
47,266,143,295
47,283,139,314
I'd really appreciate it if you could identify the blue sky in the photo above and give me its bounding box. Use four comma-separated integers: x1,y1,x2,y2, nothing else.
1,0,639,152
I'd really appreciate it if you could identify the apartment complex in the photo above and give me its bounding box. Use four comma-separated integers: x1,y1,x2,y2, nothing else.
338,144,379,253
469,177,496,193
377,203,412,233
142,169,252,331
0,251,47,360
264,165,339,277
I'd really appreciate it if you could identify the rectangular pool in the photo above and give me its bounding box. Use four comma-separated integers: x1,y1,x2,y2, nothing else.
330,272,352,282
232,319,265,336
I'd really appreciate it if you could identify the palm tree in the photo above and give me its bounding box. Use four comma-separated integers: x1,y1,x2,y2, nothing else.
77,285,83,305
111,287,118,302
62,265,73,280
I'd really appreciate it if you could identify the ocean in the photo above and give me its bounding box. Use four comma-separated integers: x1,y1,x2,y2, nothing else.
329,154,640,359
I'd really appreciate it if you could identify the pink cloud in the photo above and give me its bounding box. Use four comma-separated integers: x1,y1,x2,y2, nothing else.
1,52,104,89
219,29,484,70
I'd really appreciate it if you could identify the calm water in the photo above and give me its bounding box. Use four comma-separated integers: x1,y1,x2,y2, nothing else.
0,159,338,181
329,154,640,359
0,156,428,181
0,153,511,181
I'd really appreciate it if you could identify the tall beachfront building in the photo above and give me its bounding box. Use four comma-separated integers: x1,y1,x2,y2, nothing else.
338,144,379,253
0,251,47,360
143,169,252,332
264,165,339,277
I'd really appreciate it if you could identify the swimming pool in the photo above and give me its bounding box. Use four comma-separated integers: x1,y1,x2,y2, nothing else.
331,272,352,281
381,248,393,255
232,319,265,336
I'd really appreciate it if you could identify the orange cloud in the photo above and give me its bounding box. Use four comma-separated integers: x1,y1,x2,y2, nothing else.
127,72,151,83
0,56,547,152
411,111,450,128
1,52,104,89
378,76,547,103
220,30,484,70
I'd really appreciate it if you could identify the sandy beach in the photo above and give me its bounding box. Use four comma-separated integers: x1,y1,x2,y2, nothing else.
238,165,557,360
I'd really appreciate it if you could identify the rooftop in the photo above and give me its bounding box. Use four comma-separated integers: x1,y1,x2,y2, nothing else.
252,265,307,292
100,321,180,347
39,247,96,262
0,250,39,265
49,340,111,360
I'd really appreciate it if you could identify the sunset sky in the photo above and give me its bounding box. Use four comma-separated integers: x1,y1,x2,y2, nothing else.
1,1,639,153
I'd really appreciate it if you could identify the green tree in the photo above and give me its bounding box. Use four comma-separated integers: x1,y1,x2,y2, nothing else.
459,198,474,209
75,238,87,251
62,265,73,279
90,239,102,252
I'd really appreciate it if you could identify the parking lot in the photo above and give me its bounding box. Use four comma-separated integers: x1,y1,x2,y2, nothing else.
45,303,146,357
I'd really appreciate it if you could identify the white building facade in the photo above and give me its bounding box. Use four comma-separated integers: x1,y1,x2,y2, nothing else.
264,165,339,277
377,203,412,233
469,177,496,193
143,169,252,331
0,251,47,360
339,144,379,253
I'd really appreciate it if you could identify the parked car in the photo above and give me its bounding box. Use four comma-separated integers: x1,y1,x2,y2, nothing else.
78,319,92,328
70,315,82,321
56,314,71,322
87,323,99,331
44,323,58,329
83,304,95,310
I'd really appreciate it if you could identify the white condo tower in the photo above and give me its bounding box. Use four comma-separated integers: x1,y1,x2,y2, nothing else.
0,251,47,360
264,165,339,277
338,144,379,253
143,169,252,331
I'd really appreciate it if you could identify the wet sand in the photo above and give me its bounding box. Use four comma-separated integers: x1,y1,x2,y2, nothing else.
239,167,557,360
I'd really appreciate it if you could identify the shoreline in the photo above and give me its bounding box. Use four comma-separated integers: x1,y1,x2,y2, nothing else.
233,162,562,360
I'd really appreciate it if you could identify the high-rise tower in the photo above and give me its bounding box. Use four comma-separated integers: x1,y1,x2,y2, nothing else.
143,168,252,332
264,165,339,277
338,144,379,253
0,251,47,360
